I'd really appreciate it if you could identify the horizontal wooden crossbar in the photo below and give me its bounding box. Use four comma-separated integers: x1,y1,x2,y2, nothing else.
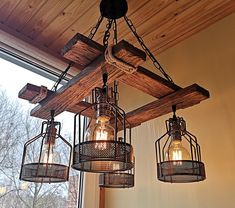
126,84,209,127
30,38,146,119
18,33,210,129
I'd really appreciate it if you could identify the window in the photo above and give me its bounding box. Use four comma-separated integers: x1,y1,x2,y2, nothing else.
0,57,82,208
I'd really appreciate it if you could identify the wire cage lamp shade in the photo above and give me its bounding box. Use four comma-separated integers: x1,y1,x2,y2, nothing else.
155,106,206,183
99,156,135,188
20,110,72,183
72,78,134,173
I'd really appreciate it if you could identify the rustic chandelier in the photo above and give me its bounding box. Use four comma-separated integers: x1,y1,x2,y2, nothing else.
72,75,134,173
20,110,72,183
155,106,206,183
18,0,210,188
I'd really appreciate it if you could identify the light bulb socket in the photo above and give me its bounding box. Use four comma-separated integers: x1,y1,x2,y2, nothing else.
45,124,57,145
168,117,186,138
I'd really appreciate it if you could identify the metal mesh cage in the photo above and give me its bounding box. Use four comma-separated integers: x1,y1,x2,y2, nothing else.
157,161,205,183
20,118,72,183
72,140,133,172
72,85,134,173
21,163,69,183
99,172,134,188
155,115,206,183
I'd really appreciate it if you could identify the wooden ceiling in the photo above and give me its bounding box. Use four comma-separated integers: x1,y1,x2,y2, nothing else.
0,0,235,69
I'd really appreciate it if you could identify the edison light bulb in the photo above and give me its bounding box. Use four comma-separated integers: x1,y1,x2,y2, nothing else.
92,117,114,150
167,140,190,165
41,144,61,164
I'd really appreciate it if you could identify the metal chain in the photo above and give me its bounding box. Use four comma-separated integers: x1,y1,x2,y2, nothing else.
51,61,74,92
103,19,113,47
113,19,118,45
124,16,174,83
88,16,104,40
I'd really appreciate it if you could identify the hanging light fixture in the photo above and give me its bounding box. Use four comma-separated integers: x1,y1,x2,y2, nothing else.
20,110,72,183
72,77,134,173
99,155,135,188
155,105,206,183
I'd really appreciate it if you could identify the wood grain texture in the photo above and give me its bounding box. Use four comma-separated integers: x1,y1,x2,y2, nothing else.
18,83,53,101
21,0,74,39
0,0,21,23
66,101,93,118
30,40,145,119
119,66,180,98
18,83,94,117
126,84,210,128
62,33,104,67
1,0,234,67
62,33,146,69
35,0,99,46
6,0,47,31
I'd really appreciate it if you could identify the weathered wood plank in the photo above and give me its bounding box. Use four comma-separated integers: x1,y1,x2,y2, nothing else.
126,84,210,128
18,83,94,117
119,66,181,98
62,33,104,67
18,83,53,101
66,101,93,118
30,40,146,119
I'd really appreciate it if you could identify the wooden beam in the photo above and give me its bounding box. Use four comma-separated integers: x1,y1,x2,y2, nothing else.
30,40,146,119
119,66,181,98
61,33,146,69
66,101,93,118
18,83,94,118
126,84,209,127
61,33,104,68
18,83,54,101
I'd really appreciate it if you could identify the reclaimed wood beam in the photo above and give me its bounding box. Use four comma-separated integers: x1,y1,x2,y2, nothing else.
30,40,146,119
126,84,209,128
18,83,94,118
18,83,53,101
61,33,181,99
119,66,181,98
61,33,104,68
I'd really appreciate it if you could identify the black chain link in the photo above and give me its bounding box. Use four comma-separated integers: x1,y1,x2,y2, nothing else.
124,16,174,83
113,19,118,45
51,61,74,92
103,19,113,47
88,16,104,40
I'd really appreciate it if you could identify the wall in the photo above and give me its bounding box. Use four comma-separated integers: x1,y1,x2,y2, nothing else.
105,12,235,208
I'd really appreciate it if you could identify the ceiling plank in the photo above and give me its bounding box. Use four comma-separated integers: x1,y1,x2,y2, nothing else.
35,0,99,46
21,0,74,39
126,84,210,128
6,0,48,31
30,40,145,119
152,0,235,53
0,0,21,23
